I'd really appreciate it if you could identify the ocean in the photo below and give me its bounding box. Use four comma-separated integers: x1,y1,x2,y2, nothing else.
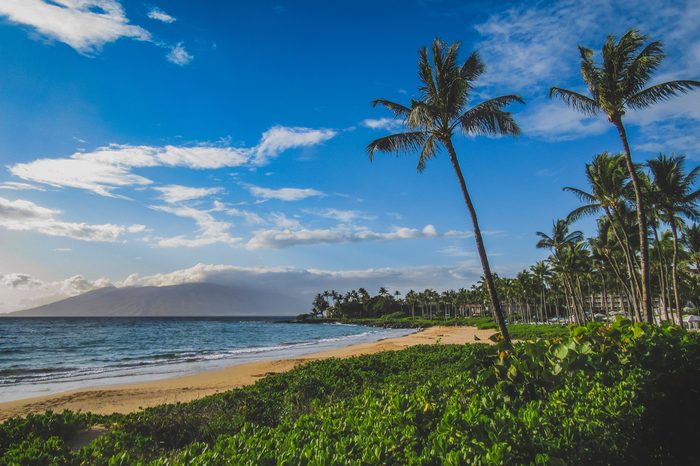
0,317,414,402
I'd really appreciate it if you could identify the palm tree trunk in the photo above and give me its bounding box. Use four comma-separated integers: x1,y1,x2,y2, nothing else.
670,221,683,326
443,138,511,344
652,225,671,322
612,117,653,323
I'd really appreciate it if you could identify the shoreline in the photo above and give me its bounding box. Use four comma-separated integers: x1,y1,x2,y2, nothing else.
0,326,495,421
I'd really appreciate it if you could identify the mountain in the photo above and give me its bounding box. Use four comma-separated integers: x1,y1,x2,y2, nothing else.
7,282,305,317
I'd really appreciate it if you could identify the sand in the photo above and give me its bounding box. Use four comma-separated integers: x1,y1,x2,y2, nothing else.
0,326,495,421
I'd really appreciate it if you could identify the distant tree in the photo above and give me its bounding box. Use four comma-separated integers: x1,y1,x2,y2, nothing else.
311,293,330,318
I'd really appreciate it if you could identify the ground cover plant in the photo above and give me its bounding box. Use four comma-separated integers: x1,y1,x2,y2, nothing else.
1,320,698,465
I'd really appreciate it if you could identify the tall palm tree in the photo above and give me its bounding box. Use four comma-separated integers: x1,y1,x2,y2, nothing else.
550,29,700,323
367,38,523,345
564,152,645,318
683,224,700,275
647,154,700,324
536,219,584,254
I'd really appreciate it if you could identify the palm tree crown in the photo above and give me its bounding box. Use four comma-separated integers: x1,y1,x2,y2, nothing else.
648,154,700,223
536,219,584,254
550,29,700,121
367,39,524,170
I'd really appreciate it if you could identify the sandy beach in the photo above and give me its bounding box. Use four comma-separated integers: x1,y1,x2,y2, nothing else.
0,326,494,421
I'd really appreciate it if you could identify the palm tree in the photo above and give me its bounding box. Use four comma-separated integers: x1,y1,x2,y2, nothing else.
531,261,552,322
564,153,645,318
550,29,700,323
647,154,700,324
366,38,523,345
683,224,700,275
536,219,583,254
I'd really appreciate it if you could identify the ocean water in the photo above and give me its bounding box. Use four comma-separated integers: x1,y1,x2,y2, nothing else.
0,317,414,402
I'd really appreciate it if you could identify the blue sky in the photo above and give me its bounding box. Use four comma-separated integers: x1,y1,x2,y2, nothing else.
0,0,698,311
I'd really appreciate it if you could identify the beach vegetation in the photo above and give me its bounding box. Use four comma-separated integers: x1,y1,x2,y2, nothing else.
1,321,698,465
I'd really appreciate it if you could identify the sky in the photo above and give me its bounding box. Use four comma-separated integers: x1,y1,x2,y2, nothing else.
0,0,699,312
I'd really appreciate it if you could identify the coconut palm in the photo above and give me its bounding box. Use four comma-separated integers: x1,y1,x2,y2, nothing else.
647,154,700,324
564,153,645,318
367,38,523,344
550,28,700,322
536,219,583,254
683,224,700,275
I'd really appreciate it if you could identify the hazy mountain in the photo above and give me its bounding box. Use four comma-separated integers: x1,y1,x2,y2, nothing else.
7,282,305,317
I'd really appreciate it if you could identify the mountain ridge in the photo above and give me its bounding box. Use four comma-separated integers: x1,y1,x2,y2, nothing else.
6,282,304,317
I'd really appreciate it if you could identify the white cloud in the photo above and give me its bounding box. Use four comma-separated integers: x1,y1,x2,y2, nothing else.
0,196,144,242
147,7,175,23
212,201,264,224
246,224,438,249
0,261,488,313
154,185,224,203
167,42,192,65
9,156,153,198
304,208,375,223
519,99,609,141
252,126,337,165
269,212,302,229
0,182,45,191
0,0,151,54
126,224,147,233
116,262,482,294
246,185,325,201
444,230,470,238
473,1,607,90
438,245,473,257
361,118,403,131
0,272,112,312
634,119,700,158
149,204,241,248
472,0,698,91
8,127,335,197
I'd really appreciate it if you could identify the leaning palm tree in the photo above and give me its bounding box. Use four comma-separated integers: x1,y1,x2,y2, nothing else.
550,28,700,323
647,154,700,324
367,38,523,345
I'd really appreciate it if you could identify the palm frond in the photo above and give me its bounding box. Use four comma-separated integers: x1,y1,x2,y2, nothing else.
407,101,438,130
461,50,485,82
366,131,427,161
567,204,601,222
563,186,597,203
417,134,439,172
578,46,600,96
626,80,700,109
371,99,412,118
623,40,664,95
457,95,524,136
418,46,438,102
550,87,600,115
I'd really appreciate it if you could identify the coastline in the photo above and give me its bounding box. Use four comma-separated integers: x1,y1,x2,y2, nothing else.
0,325,495,421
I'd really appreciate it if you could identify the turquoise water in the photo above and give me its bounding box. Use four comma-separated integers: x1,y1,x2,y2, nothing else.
0,317,413,401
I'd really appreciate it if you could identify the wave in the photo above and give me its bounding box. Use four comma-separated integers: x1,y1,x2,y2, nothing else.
0,323,411,390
